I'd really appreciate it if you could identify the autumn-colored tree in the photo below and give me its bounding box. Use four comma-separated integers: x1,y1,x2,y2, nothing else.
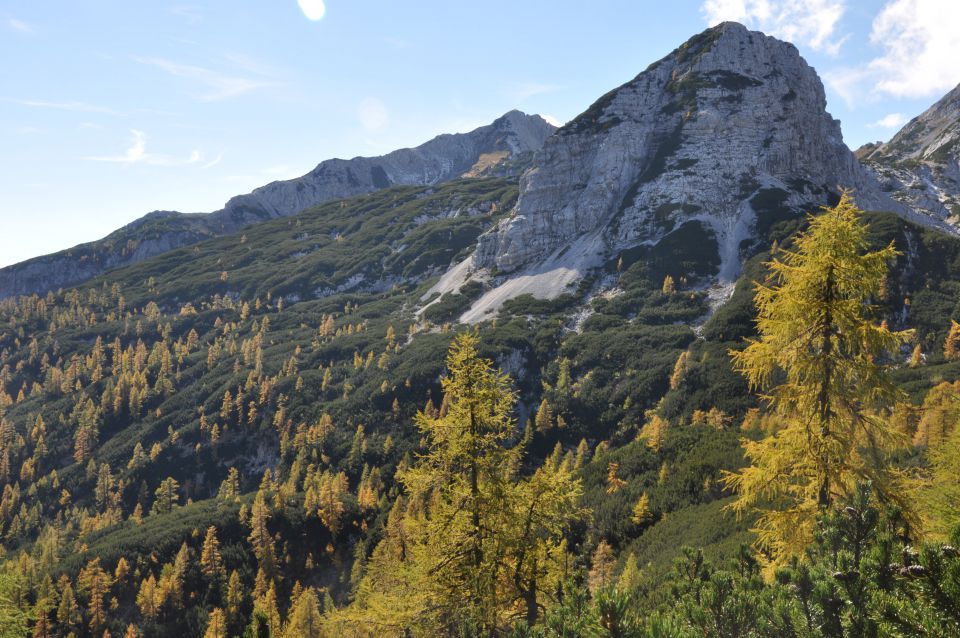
639,414,669,452
399,332,519,631
114,557,130,584
588,540,616,593
224,570,244,627
669,351,689,390
631,491,653,526
282,588,325,638
136,574,160,620
913,381,960,448
217,467,240,503
662,275,676,294
916,381,960,537
502,445,584,624
921,418,960,538
534,398,554,432
909,343,923,368
248,490,278,581
343,333,581,633
203,608,227,638
606,462,626,494
78,558,113,631
253,585,282,636
56,578,81,630
200,526,226,582
724,194,915,564
944,319,960,360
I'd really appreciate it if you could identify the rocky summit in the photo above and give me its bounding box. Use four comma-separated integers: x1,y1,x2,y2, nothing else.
0,110,554,299
858,82,960,230
435,23,915,322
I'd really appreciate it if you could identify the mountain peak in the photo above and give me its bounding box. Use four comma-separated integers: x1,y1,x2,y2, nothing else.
863,82,960,163
440,24,905,322
0,112,556,299
858,82,960,228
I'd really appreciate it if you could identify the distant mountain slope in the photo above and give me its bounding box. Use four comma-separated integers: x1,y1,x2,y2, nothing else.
431,22,930,322
858,82,960,229
0,110,554,299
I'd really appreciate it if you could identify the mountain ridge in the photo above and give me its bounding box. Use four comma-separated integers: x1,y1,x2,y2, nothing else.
0,110,555,299
858,82,960,229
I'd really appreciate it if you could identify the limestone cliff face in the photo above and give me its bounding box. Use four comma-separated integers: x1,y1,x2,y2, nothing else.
0,111,555,299
472,23,903,292
858,83,960,229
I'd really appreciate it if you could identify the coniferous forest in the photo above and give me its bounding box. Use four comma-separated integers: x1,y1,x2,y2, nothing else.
3,14,960,638
1,181,959,637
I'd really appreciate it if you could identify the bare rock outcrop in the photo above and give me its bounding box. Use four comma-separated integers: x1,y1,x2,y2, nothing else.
446,22,915,322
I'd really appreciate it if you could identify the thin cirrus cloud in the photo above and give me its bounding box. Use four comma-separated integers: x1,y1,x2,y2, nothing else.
83,129,213,167
507,82,561,102
700,0,847,55
3,97,119,115
168,6,203,25
7,18,34,34
357,98,388,132
132,56,274,102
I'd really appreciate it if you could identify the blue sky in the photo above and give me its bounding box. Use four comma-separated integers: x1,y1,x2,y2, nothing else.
2,0,959,267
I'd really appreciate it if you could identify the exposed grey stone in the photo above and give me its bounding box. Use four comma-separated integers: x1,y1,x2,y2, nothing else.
858,83,960,229
477,23,907,279
453,22,929,321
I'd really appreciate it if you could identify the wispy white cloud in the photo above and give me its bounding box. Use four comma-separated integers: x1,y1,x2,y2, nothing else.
868,112,908,129
83,129,207,166
541,114,565,128
506,82,561,102
85,129,147,163
133,56,273,101
7,18,33,34
700,0,847,55
297,0,327,21
821,66,872,107
358,97,388,132
169,6,203,25
867,0,960,98
824,0,960,106
3,97,119,115
201,153,223,169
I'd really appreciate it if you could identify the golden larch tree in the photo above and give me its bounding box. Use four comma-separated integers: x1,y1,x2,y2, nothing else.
724,194,915,563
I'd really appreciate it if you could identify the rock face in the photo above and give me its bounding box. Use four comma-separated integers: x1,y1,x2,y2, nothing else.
217,110,555,225
446,22,914,322
0,111,555,299
858,83,960,229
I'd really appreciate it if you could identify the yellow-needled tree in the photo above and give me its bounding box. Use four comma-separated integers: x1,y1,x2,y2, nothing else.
395,331,518,632
724,193,915,564
340,332,582,635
